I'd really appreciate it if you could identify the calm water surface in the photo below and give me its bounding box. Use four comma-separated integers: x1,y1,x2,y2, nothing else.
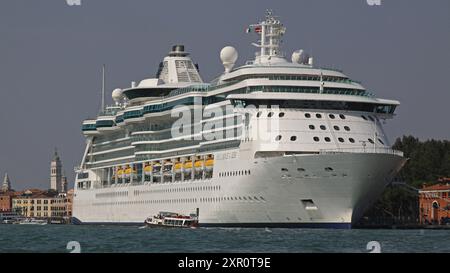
0,225,448,253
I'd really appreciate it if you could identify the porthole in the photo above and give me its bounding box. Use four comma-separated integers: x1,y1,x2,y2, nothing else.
361,115,367,121
339,114,346,119
279,112,285,118
268,112,274,118
313,137,320,142
333,125,340,131
256,112,262,118
325,167,334,171
320,125,327,130
329,114,336,119
368,138,374,144
290,136,297,141
297,168,306,172
338,137,345,143
344,126,351,131
309,125,315,130
316,113,322,118
324,137,331,142
349,138,355,143
378,138,385,145
368,116,375,122
281,168,288,172
275,135,282,141
305,113,311,118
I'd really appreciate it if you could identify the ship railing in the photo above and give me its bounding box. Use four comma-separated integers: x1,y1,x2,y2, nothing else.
319,147,404,157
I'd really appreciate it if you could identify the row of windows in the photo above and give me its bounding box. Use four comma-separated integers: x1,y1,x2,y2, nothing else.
273,133,385,145
256,111,285,118
308,124,351,131
219,170,251,177
256,112,368,122
305,112,380,123
27,212,68,217
13,199,69,205
305,113,346,120
95,191,128,198
275,135,356,143
93,196,267,206
133,185,221,196
282,167,334,172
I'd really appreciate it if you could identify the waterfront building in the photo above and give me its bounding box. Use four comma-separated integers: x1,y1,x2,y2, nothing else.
12,190,73,220
0,193,14,212
0,173,15,212
419,181,450,225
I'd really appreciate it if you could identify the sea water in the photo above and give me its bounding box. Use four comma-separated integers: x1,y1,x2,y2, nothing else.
0,225,448,253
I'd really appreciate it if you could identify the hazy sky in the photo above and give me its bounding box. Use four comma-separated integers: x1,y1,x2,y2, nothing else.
0,0,449,190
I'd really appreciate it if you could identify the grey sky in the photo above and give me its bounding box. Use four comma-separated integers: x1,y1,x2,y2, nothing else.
0,0,449,190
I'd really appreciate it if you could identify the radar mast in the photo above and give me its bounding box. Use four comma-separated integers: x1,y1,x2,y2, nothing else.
246,9,286,64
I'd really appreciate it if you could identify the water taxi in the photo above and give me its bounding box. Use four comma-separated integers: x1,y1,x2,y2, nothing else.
144,212,198,228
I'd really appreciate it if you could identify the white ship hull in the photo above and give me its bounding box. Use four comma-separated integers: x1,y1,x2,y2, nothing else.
74,12,406,229
73,152,406,228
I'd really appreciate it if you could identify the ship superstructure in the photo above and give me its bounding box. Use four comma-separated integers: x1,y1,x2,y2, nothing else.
73,11,406,228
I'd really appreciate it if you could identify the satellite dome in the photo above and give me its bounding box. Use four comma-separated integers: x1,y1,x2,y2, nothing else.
112,88,123,103
291,49,309,64
220,46,238,73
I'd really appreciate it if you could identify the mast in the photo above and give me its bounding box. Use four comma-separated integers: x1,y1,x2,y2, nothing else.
247,9,286,63
101,64,105,112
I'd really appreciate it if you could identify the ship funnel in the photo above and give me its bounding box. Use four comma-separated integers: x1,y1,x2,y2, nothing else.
158,45,203,83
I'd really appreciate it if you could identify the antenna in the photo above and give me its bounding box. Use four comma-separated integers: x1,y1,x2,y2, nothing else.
246,10,286,63
101,64,106,111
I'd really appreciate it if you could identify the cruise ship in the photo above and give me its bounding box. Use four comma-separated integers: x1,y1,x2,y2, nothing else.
73,11,406,228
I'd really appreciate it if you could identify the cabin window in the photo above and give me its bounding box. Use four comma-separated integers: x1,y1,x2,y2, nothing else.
290,136,297,141
313,137,320,142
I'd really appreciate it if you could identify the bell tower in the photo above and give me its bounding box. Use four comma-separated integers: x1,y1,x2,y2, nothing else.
50,148,63,192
